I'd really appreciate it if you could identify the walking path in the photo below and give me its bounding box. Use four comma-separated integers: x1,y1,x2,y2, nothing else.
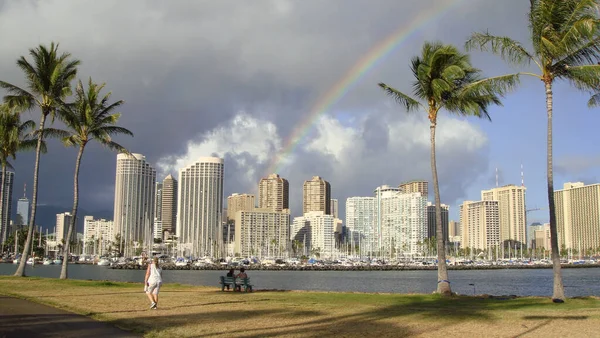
0,296,139,338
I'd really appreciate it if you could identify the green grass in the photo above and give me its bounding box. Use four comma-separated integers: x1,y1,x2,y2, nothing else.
1,276,599,337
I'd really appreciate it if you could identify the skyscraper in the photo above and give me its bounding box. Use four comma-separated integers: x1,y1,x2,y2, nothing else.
154,182,163,222
345,196,377,249
399,180,428,198
330,198,338,218
161,174,178,238
154,182,163,239
427,202,449,241
481,184,527,245
0,171,14,244
113,153,156,256
56,212,74,244
303,176,331,215
258,174,289,212
555,182,600,250
16,183,29,229
177,157,224,257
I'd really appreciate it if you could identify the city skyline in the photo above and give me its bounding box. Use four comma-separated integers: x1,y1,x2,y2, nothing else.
0,1,598,228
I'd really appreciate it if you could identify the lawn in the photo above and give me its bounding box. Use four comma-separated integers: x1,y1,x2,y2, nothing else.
0,276,599,337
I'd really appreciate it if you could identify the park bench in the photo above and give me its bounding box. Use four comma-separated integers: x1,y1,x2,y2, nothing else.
236,277,253,292
219,276,236,291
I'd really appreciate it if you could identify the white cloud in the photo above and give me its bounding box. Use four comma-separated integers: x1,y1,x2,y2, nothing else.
157,110,489,218
157,112,281,186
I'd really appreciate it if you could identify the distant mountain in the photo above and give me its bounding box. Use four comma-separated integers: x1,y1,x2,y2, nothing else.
10,203,113,234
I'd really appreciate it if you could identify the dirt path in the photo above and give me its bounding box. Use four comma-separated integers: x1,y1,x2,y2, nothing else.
0,296,139,338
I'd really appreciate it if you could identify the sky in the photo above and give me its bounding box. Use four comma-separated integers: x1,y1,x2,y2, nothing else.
1,0,599,227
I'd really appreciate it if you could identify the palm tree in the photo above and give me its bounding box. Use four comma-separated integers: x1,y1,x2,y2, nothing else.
0,42,80,276
465,0,600,302
379,41,518,296
45,78,132,279
0,105,39,251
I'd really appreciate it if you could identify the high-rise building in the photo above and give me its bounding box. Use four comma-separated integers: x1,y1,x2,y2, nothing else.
345,196,377,248
16,183,29,229
376,186,427,256
0,171,14,244
482,184,527,245
177,157,224,257
227,193,255,220
291,211,335,258
527,222,543,248
427,202,449,241
56,212,74,244
161,174,178,237
330,199,338,218
449,220,461,237
154,182,163,239
460,200,500,251
234,208,290,257
258,174,289,212
399,180,428,198
303,176,331,215
83,216,114,255
533,223,551,250
113,153,156,256
555,182,600,250
154,182,163,221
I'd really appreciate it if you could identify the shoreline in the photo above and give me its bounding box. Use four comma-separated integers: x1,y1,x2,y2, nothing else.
107,262,600,271
2,260,600,271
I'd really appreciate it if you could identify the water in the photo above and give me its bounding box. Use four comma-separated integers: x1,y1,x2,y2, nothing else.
1,264,599,297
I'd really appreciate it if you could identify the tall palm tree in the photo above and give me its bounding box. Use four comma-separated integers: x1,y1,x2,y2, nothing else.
0,105,39,251
465,0,600,302
379,41,518,296
46,78,132,279
0,42,80,276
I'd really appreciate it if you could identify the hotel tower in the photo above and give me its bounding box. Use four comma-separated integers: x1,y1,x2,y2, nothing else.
113,153,156,256
177,157,224,257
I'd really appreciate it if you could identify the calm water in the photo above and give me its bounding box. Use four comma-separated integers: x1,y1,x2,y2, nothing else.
1,264,599,297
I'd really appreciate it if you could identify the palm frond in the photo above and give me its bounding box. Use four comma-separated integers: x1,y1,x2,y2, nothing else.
0,81,37,111
378,83,422,112
560,64,600,91
460,73,521,98
465,32,537,67
587,92,600,107
36,127,70,140
100,140,130,154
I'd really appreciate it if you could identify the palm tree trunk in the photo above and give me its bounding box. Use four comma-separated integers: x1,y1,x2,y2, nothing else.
14,113,47,277
0,162,6,252
545,80,565,301
430,122,451,296
61,144,85,279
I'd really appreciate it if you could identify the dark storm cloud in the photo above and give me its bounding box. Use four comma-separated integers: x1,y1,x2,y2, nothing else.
0,0,530,225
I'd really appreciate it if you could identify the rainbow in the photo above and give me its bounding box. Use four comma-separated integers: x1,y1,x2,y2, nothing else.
266,0,465,175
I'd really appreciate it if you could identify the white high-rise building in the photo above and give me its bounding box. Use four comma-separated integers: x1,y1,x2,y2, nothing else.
177,157,224,257
83,216,115,255
0,171,14,244
56,212,74,244
113,153,156,256
345,196,377,251
291,211,335,258
376,187,427,257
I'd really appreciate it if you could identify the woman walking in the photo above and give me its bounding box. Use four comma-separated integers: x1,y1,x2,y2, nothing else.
144,257,162,309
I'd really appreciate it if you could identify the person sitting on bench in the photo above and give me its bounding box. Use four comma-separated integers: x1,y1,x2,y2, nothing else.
224,268,235,290
235,268,248,291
